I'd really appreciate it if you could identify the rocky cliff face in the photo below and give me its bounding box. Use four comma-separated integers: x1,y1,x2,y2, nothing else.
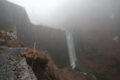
0,28,37,80
0,48,37,80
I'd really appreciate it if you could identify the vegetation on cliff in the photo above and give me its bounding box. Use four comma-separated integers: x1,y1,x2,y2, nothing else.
21,49,85,80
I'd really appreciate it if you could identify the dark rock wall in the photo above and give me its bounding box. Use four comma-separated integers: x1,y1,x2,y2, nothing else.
0,0,30,27
33,26,69,68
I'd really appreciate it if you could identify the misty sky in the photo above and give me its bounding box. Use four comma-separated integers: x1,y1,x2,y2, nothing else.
7,0,120,29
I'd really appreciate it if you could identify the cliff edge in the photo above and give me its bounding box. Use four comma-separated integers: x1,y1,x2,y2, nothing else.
0,48,37,80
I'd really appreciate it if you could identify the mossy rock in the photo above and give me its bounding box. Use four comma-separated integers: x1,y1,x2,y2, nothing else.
87,74,97,80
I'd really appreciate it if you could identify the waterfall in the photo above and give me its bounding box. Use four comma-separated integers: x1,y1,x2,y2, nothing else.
13,26,17,40
65,30,77,69
32,42,36,68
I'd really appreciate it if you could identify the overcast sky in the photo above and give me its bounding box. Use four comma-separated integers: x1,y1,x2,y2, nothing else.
7,0,119,29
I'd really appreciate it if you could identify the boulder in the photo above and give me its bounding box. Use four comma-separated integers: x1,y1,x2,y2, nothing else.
6,32,17,41
0,31,5,35
0,39,5,44
87,74,97,80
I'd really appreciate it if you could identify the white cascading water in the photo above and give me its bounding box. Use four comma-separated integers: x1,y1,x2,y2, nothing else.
13,26,17,40
65,30,77,69
32,42,36,68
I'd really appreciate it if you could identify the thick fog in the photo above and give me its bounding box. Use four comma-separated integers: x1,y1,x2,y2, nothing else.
8,0,120,29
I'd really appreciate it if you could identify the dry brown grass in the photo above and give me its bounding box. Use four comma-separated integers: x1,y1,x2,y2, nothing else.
0,28,13,32
21,49,84,80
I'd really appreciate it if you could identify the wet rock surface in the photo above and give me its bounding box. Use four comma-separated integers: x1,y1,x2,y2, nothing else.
0,30,17,41
87,74,97,80
0,39,5,44
0,48,37,80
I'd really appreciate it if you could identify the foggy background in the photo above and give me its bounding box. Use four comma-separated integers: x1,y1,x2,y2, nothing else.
1,1,120,79
8,0,120,29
